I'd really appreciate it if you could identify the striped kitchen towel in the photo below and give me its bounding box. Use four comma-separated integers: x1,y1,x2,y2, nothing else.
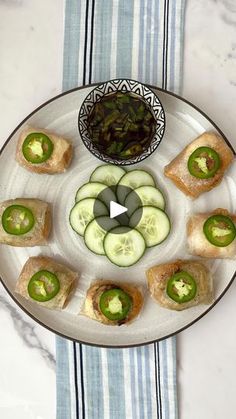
57,0,185,418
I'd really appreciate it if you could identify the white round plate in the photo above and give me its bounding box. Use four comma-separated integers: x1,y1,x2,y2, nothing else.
0,85,235,347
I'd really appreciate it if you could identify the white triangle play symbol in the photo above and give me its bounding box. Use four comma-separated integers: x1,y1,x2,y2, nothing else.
110,201,128,218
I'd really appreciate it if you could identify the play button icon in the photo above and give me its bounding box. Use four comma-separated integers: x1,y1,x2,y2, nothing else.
110,201,127,219
93,185,143,234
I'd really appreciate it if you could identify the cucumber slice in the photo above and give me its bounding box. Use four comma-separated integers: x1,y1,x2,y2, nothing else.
104,227,146,267
90,165,126,186
75,182,116,208
76,182,106,202
69,198,108,236
84,216,119,255
117,170,155,204
129,206,170,247
125,186,165,217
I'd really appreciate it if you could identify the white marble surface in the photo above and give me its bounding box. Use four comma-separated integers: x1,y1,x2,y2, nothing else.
0,1,63,418
180,1,236,418
0,0,236,418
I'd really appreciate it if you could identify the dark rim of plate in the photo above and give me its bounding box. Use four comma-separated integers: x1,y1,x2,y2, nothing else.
0,82,235,348
78,78,166,166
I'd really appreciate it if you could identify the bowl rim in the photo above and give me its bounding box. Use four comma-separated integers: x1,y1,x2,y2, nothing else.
77,78,166,166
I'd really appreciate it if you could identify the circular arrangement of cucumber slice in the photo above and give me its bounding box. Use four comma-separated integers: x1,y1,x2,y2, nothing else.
69,165,171,266
104,227,146,267
129,206,170,247
125,185,165,217
75,182,116,208
76,182,107,202
69,198,108,236
84,216,119,255
117,169,156,204
90,164,126,186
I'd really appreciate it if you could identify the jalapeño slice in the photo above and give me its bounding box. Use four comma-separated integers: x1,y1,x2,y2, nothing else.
99,288,132,321
166,271,197,304
2,205,35,235
188,146,220,179
28,270,60,302
22,132,54,164
203,214,236,247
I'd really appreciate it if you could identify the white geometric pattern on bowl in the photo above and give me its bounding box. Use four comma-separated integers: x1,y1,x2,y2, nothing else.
78,78,165,166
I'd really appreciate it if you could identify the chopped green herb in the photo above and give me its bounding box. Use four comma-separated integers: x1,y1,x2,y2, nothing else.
88,92,156,159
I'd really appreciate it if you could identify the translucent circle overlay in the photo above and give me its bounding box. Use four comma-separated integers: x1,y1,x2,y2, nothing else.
94,185,143,233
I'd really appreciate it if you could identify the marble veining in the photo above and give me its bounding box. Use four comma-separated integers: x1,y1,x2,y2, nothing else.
221,0,236,13
221,13,236,27
0,0,23,6
214,0,236,26
0,286,55,369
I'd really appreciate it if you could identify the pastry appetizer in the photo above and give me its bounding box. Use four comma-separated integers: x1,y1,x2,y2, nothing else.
164,132,234,198
15,256,77,309
16,126,73,174
146,260,213,311
81,280,143,325
0,198,51,246
187,208,236,259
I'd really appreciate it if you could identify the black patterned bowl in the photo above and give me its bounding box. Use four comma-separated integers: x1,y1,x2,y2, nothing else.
78,79,166,166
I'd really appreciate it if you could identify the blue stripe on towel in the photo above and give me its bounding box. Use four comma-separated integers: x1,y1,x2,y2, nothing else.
63,0,81,91
83,345,104,418
144,345,154,418
56,338,72,419
107,349,126,419
116,0,134,78
93,0,113,83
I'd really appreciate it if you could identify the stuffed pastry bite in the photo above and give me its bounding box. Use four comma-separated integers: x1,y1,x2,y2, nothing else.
81,280,143,325
16,126,73,174
15,256,77,309
187,208,236,259
146,260,213,311
164,131,234,198
0,198,51,246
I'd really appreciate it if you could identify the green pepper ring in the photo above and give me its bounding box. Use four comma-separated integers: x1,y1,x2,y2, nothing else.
99,288,132,321
166,271,197,304
2,205,35,235
203,214,236,247
187,146,221,179
22,132,54,164
28,270,60,302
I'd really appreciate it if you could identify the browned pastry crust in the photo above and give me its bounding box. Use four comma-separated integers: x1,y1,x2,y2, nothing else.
0,198,51,246
187,208,236,259
81,280,144,325
15,256,77,309
16,126,73,174
146,259,213,311
164,132,234,198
